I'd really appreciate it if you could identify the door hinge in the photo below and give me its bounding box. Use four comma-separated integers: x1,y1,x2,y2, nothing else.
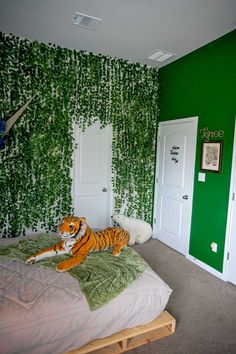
227,252,230,260
154,218,157,224
156,177,158,183
233,192,235,201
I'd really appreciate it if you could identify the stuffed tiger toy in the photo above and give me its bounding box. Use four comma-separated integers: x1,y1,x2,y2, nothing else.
26,216,130,272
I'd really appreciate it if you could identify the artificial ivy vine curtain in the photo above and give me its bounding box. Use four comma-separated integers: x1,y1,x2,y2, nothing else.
0,32,159,238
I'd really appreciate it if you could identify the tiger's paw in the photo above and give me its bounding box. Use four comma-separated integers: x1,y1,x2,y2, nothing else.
25,255,37,264
56,260,69,272
112,249,121,257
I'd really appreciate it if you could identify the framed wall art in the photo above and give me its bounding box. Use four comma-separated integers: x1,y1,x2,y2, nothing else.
200,140,223,173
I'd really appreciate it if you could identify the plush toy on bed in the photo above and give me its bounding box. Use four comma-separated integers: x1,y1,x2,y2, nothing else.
112,214,153,246
26,216,129,272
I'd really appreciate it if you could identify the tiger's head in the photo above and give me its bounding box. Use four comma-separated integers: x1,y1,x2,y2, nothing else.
59,216,87,240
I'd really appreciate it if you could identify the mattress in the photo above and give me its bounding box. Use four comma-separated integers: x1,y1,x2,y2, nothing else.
0,251,172,354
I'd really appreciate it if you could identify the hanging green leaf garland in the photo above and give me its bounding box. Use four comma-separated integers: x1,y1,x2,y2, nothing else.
0,32,159,238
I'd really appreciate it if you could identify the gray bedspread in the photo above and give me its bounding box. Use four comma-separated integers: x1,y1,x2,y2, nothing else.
0,234,148,310
0,234,172,354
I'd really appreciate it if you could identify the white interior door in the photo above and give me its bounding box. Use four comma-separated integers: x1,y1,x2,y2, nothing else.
73,121,112,229
225,120,236,285
154,117,198,255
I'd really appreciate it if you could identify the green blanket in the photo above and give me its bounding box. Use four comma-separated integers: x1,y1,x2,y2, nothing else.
0,234,148,310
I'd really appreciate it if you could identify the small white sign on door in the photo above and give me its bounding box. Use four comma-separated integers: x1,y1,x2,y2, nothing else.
170,145,180,163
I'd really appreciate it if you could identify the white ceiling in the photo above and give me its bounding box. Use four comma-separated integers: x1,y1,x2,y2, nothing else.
0,0,235,68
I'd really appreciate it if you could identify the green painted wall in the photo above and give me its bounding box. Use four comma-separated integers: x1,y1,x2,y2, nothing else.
159,30,236,272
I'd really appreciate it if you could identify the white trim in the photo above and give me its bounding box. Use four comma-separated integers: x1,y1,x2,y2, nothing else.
153,116,198,255
106,124,113,227
71,123,76,211
186,254,224,281
157,116,198,126
223,117,236,281
185,117,198,255
72,122,79,214
152,123,160,238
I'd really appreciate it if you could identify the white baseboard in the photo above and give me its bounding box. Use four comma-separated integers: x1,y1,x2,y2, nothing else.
186,254,225,281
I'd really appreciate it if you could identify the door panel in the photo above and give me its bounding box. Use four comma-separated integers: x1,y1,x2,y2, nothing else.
163,133,186,188
155,118,198,255
73,122,111,229
80,132,101,184
160,197,183,238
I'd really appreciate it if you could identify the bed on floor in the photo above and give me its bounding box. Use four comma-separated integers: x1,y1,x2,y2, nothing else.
0,234,174,354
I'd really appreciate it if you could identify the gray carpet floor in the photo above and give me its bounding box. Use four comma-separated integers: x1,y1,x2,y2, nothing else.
128,238,236,354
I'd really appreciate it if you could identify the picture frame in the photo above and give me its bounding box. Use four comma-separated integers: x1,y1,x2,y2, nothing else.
200,140,223,173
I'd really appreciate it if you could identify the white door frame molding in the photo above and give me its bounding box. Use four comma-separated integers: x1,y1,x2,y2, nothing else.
72,121,113,228
223,117,236,283
153,116,198,256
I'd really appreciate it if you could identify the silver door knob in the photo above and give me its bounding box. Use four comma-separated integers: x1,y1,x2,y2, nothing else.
102,187,107,192
183,195,188,200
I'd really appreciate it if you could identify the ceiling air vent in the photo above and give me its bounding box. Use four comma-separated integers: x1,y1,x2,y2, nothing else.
72,12,102,30
146,49,175,63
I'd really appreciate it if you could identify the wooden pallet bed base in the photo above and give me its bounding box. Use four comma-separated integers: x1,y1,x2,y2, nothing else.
65,310,176,354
